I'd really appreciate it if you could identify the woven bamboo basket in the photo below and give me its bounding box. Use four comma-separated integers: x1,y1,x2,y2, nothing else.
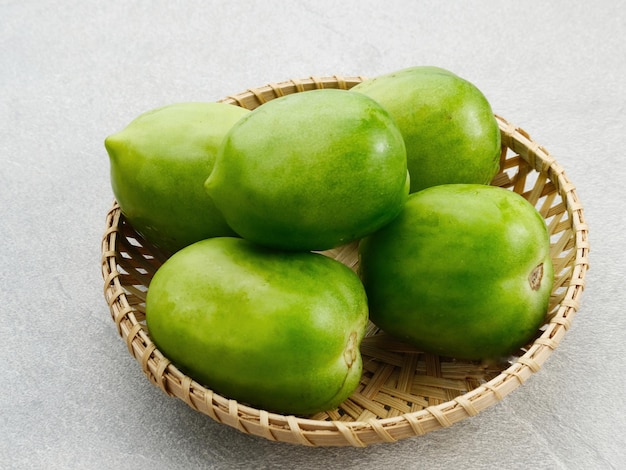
101,75,589,447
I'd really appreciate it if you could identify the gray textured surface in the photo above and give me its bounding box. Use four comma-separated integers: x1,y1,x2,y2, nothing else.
1,1,624,469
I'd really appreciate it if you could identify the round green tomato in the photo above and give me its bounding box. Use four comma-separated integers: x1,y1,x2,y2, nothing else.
351,66,501,193
359,184,554,361
205,89,409,251
145,237,369,415
105,102,250,254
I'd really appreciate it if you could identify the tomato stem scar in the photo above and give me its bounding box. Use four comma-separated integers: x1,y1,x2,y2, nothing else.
529,263,544,291
343,331,358,367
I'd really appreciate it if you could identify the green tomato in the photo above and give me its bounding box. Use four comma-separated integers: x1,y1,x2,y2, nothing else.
205,89,409,251
105,102,250,254
145,237,369,415
351,66,501,193
359,184,554,361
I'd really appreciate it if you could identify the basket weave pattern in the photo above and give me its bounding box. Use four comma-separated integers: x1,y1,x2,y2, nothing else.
101,76,589,447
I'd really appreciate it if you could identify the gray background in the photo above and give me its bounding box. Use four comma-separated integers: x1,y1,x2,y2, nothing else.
1,1,623,469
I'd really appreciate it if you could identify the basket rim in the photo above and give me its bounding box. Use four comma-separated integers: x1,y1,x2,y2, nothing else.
101,76,590,447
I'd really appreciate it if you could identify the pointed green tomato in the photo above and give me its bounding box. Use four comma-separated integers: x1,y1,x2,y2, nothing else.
105,102,250,254
205,89,409,251
359,184,554,361
146,237,369,415
351,66,501,193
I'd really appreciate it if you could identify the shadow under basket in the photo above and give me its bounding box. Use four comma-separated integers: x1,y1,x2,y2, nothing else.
101,76,590,447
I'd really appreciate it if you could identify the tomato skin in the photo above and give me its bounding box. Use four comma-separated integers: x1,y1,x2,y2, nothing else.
358,184,554,361
145,237,369,415
105,102,250,254
351,66,501,193
205,89,409,252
